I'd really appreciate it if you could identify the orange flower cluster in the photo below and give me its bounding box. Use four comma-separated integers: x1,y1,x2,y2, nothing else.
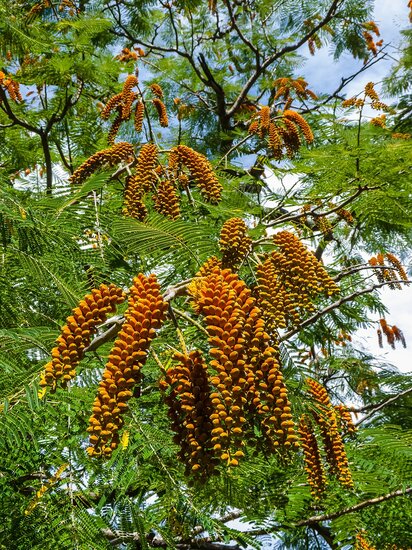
134,101,145,132
256,232,339,331
365,82,379,101
188,267,298,468
115,47,138,62
370,114,386,128
355,531,376,550
248,106,313,158
39,284,126,392
272,77,318,102
219,218,252,270
0,71,23,103
307,379,353,488
152,98,168,127
123,143,158,220
150,83,164,98
283,110,314,144
153,179,180,220
87,274,168,458
160,350,217,478
342,97,365,108
298,415,326,498
100,75,140,143
336,207,354,225
409,0,412,22
362,21,380,57
169,145,223,204
368,253,408,289
70,142,135,185
334,404,356,434
255,257,296,331
378,319,406,349
315,215,333,237
196,256,222,278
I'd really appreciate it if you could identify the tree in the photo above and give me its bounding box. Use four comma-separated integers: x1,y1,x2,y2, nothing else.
0,1,411,548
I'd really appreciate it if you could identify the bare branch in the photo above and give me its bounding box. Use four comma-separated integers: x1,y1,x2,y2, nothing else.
296,486,412,527
279,280,412,342
354,386,412,426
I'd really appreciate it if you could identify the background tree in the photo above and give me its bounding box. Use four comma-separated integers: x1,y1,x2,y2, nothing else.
0,1,411,549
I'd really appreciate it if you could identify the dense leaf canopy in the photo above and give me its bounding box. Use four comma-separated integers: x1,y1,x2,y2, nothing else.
0,1,411,549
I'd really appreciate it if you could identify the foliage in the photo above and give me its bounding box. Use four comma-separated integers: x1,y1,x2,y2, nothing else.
0,1,411,549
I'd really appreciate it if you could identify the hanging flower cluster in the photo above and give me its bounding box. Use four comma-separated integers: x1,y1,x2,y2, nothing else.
115,47,139,62
334,404,357,435
256,231,339,331
160,350,217,478
87,274,168,458
368,253,408,289
306,378,353,488
153,179,180,220
39,284,126,392
0,71,23,103
196,256,222,278
362,21,381,57
168,145,223,204
378,319,407,349
272,77,318,103
152,98,168,127
181,266,298,472
101,75,139,144
219,218,252,270
123,142,159,220
298,415,327,498
248,106,314,158
70,142,135,185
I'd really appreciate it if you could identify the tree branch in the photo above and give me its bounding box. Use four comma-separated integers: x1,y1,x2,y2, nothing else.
354,386,412,426
296,486,412,527
226,0,343,117
279,280,412,342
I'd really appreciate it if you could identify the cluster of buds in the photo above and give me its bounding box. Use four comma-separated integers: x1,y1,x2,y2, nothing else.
370,114,386,128
355,531,376,550
153,179,180,220
362,21,382,57
168,145,223,204
87,274,168,458
187,267,298,470
134,101,145,132
115,47,139,62
307,379,353,488
123,143,158,220
334,404,356,434
255,232,339,331
152,98,168,127
255,257,297,331
0,71,23,103
219,218,252,270
70,142,135,185
298,415,327,498
248,107,314,158
101,75,139,144
39,284,126,392
272,77,318,103
378,319,406,349
368,253,408,289
195,256,222,278
160,350,217,478
391,132,411,140
334,330,352,347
